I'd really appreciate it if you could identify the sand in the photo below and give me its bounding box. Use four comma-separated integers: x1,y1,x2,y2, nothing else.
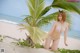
0,21,53,53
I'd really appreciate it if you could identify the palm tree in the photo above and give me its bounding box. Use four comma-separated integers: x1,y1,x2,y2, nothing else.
20,0,80,45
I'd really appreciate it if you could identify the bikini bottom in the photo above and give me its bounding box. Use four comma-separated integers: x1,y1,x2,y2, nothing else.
50,31,60,40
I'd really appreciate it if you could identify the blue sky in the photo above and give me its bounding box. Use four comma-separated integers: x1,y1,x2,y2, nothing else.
0,0,29,18
0,0,53,17
0,0,80,31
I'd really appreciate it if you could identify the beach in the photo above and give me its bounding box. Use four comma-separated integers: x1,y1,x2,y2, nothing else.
0,21,80,53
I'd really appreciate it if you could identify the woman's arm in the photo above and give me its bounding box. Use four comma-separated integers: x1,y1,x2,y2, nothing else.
48,22,57,36
64,23,69,46
64,29,68,46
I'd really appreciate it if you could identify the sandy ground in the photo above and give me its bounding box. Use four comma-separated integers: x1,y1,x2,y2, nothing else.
0,42,53,53
0,21,53,53
0,21,80,53
0,21,28,40
59,36,80,50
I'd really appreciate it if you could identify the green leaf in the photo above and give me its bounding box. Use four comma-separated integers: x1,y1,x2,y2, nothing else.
52,1,80,14
37,12,58,27
23,15,33,26
39,6,51,17
27,0,45,19
53,0,66,4
19,24,47,44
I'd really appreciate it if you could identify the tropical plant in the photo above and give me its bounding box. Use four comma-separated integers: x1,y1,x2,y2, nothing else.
0,35,4,42
15,38,44,48
19,0,80,45
58,48,80,53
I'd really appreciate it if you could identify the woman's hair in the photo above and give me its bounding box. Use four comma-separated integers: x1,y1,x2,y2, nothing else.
57,10,66,22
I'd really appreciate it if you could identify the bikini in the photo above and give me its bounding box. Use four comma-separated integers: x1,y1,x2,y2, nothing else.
50,22,67,40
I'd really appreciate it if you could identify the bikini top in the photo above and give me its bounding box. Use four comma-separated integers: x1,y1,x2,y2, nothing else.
55,22,68,33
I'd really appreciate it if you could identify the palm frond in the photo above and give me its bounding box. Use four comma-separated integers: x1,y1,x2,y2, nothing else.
19,24,47,44
53,0,61,3
29,27,47,44
36,12,58,27
27,0,44,19
52,1,80,14
27,0,35,17
39,6,51,17
23,15,33,26
53,0,66,4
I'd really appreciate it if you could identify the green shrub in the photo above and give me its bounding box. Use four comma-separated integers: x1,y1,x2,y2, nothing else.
0,35,3,42
15,39,44,48
58,48,80,53
34,43,44,48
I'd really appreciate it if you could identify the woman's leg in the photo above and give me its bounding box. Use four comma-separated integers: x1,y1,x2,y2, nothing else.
44,37,52,50
51,39,60,51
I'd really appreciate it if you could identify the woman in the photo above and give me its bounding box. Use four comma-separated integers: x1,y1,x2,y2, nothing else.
44,10,69,51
